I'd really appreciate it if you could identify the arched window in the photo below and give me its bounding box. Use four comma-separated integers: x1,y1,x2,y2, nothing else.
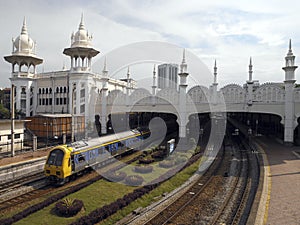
56,87,59,93
46,88,48,94
42,88,45,94
60,87,63,93
39,88,41,94
64,87,67,93
49,88,52,94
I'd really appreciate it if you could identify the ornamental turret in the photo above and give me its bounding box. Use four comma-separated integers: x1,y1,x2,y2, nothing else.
63,14,99,72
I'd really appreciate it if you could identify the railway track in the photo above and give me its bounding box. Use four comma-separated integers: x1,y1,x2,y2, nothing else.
0,149,145,213
140,134,259,225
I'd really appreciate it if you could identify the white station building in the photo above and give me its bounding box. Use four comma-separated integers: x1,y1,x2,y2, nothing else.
4,15,133,128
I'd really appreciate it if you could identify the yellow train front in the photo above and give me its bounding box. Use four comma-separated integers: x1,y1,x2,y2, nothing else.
44,145,73,184
44,129,150,185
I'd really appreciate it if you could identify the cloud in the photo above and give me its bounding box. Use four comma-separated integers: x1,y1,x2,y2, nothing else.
0,0,300,89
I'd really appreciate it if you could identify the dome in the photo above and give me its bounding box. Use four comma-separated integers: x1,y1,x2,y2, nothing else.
13,18,35,55
71,14,93,48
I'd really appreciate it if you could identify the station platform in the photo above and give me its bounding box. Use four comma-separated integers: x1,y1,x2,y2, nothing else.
256,136,300,225
0,149,49,167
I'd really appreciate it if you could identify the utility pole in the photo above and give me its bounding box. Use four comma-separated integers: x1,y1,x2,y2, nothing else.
11,84,15,157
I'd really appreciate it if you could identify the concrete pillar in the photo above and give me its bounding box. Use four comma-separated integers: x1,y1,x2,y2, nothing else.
33,135,37,151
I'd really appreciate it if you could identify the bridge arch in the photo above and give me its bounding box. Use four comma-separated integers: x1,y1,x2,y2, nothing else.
220,84,245,103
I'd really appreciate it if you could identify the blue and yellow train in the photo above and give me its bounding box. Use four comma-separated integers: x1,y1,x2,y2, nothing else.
44,129,150,185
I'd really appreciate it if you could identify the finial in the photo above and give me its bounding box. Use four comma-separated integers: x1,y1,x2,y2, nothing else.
103,57,108,72
153,64,156,73
79,13,85,30
182,48,186,64
21,17,28,35
127,66,130,77
288,39,293,55
250,57,252,66
213,59,217,84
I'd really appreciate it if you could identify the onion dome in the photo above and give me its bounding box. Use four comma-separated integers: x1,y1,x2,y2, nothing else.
71,14,93,48
12,18,35,55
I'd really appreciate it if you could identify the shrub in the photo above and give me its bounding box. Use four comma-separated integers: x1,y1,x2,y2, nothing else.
134,165,153,173
175,155,188,164
105,171,127,182
159,160,175,168
124,175,144,186
151,150,165,159
139,156,154,164
55,198,84,217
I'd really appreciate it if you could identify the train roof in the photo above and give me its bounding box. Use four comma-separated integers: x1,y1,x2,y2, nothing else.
68,129,141,152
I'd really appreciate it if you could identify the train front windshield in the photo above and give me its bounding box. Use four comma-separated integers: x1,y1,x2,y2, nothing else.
47,149,64,166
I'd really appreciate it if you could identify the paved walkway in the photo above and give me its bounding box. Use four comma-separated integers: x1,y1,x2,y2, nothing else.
257,137,300,225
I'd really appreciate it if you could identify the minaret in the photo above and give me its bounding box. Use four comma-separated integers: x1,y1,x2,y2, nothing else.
126,67,131,106
152,65,157,96
152,65,157,106
178,49,189,138
63,14,99,72
212,60,218,105
247,57,254,106
282,39,298,145
4,18,43,117
101,57,109,135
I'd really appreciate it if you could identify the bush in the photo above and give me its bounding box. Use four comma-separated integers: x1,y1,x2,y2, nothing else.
105,171,127,182
55,198,84,217
139,156,154,164
159,160,174,168
151,151,165,159
175,155,188,164
134,165,153,173
124,175,144,186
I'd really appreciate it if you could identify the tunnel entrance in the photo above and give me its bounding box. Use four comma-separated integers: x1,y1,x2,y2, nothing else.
228,112,283,140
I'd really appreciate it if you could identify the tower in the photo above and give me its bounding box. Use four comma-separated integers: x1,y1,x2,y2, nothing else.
100,58,109,135
212,60,218,105
63,14,99,72
157,64,178,89
4,18,43,117
152,65,157,106
282,39,298,145
247,57,254,106
178,49,189,138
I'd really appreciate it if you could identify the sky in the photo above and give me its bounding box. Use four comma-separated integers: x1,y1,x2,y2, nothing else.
1,0,300,89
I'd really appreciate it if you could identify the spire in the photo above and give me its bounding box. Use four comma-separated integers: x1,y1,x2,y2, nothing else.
248,57,253,82
213,59,217,84
79,13,85,30
102,57,108,76
288,38,293,55
127,66,130,80
180,48,188,73
21,17,28,35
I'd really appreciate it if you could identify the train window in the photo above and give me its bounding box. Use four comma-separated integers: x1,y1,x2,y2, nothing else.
78,154,85,163
46,149,64,166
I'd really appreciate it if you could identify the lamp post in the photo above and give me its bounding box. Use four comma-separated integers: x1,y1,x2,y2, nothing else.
44,121,49,147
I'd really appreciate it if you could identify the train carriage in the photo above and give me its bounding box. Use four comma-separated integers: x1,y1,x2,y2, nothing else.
44,129,149,184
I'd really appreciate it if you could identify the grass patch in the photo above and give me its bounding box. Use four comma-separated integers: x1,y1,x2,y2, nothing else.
14,180,136,225
98,156,201,225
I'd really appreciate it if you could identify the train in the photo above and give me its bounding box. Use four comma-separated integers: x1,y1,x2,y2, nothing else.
44,129,150,185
